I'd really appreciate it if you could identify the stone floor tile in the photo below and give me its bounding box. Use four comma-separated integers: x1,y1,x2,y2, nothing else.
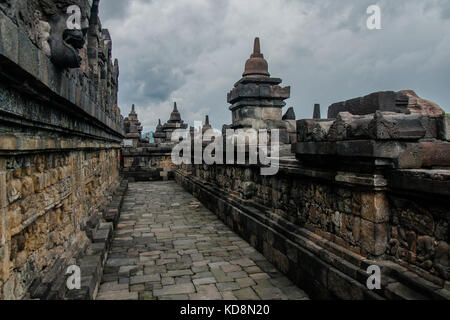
130,284,145,292
221,291,238,300
129,274,161,285
221,264,242,273
98,281,128,293
236,277,256,288
96,291,138,300
253,285,287,300
193,277,217,285
153,283,196,296
230,258,256,267
158,294,190,300
250,273,271,281
233,287,260,300
216,282,240,292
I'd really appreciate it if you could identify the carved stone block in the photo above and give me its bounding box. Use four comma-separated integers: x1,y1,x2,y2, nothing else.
7,179,22,204
297,119,334,142
0,10,19,64
369,112,427,140
0,173,6,209
439,115,450,141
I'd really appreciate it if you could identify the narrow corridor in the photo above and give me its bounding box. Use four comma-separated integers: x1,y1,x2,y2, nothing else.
97,181,309,300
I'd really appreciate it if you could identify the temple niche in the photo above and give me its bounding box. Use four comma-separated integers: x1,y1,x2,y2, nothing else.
225,37,297,155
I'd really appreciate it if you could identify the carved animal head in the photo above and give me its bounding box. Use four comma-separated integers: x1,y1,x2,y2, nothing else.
47,1,90,68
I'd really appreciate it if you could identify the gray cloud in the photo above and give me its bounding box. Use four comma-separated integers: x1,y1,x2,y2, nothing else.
100,0,132,20
99,0,450,132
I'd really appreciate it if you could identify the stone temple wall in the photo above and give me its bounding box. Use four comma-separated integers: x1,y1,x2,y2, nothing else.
0,0,124,299
177,161,448,299
186,164,389,258
175,90,450,300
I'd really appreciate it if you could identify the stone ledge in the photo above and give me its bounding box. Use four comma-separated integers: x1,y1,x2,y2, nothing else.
122,147,173,155
0,134,121,154
387,169,450,197
280,156,450,196
295,140,450,169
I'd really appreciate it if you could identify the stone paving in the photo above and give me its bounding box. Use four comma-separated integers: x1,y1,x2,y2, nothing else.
96,181,309,300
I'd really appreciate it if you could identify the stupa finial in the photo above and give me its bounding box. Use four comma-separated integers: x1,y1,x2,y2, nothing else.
253,37,261,55
243,37,270,77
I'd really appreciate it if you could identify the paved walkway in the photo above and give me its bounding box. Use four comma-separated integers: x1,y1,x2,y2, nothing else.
96,181,309,300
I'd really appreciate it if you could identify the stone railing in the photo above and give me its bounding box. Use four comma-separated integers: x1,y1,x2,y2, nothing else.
121,144,176,181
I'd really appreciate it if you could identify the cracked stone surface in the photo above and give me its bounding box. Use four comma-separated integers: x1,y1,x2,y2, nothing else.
96,181,309,300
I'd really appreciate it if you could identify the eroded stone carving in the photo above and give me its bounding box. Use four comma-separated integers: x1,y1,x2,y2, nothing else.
47,4,88,68
1,0,92,68
7,169,22,204
33,10,51,57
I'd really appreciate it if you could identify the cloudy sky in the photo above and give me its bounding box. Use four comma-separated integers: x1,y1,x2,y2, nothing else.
99,0,450,132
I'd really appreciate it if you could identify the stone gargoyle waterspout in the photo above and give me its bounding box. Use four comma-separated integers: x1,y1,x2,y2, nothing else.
48,3,88,68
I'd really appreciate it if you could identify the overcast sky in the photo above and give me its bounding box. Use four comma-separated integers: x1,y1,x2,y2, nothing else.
99,0,450,132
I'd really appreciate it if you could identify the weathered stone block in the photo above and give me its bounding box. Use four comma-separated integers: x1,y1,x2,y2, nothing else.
395,143,424,169
327,91,408,119
92,227,111,243
0,11,19,64
297,119,334,142
37,50,51,88
369,112,427,140
421,142,450,167
401,90,445,117
18,31,39,78
360,219,388,256
360,193,389,223
327,267,366,300
261,107,282,121
2,274,15,300
285,119,297,145
0,239,10,282
439,115,450,141
0,173,6,209
80,274,98,298
0,136,18,150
